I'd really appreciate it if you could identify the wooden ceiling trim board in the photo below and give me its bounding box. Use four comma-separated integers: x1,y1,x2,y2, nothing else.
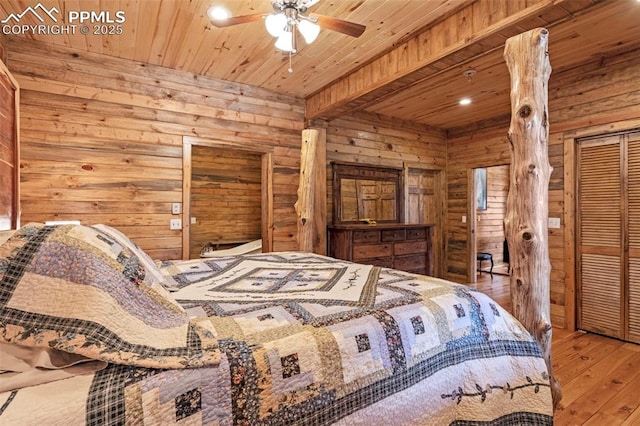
305,0,579,120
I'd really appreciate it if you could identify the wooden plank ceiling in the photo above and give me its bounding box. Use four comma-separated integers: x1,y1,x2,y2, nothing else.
1,0,640,130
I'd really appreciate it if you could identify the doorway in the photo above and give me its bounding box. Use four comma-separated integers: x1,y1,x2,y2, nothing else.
471,164,510,283
181,137,273,259
189,147,262,258
405,167,445,277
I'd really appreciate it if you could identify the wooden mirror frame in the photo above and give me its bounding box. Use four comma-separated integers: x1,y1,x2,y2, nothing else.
332,162,404,224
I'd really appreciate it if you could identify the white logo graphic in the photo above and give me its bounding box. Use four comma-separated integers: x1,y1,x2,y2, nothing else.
1,3,59,24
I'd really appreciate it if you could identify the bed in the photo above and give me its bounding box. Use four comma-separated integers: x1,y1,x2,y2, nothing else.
0,223,553,425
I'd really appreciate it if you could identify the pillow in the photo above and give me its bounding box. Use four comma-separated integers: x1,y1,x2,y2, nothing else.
90,224,182,309
0,223,220,369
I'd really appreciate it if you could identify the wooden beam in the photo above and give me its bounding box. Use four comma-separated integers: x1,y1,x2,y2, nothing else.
305,0,580,121
295,129,317,252
503,28,561,408
313,127,327,255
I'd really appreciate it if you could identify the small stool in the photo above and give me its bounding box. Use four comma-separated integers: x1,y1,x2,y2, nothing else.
477,252,493,279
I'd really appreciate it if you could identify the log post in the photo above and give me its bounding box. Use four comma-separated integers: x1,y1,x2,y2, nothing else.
295,128,326,253
503,28,561,408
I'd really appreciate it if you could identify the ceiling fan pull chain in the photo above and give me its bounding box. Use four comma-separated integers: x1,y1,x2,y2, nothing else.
288,50,294,73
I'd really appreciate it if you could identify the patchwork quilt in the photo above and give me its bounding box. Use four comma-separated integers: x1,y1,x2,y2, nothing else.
0,224,553,425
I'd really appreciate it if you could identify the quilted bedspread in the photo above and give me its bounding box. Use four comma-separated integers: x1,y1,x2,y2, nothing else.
0,224,553,425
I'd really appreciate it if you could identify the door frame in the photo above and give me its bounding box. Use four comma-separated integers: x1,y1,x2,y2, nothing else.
564,120,640,332
403,163,445,277
468,163,510,284
181,136,274,259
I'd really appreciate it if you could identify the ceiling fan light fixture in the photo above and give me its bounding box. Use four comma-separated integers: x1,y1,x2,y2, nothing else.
298,19,320,44
275,30,295,52
265,13,287,37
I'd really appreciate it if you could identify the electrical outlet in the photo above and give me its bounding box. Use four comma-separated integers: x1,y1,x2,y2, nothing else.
172,203,181,214
170,219,182,230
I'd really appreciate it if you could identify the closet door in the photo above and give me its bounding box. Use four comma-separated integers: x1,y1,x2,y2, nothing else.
578,136,623,338
627,132,640,342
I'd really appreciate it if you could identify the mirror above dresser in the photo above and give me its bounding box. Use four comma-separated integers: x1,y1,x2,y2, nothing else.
331,162,404,224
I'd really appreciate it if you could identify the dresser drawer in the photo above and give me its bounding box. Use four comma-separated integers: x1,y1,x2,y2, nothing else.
381,229,406,242
406,228,427,240
394,254,426,271
353,244,392,261
394,240,427,256
353,230,380,243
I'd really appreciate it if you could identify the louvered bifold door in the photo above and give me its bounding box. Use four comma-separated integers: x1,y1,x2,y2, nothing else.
578,137,623,338
627,132,640,343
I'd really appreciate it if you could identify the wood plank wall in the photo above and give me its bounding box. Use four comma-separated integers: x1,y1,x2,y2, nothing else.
446,47,640,328
477,165,509,264
7,38,305,260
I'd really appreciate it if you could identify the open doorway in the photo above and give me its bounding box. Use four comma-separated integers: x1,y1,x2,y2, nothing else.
189,147,262,258
471,165,510,281
181,137,273,259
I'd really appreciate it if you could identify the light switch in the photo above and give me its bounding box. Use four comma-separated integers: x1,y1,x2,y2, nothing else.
548,217,561,228
462,215,467,223
172,203,181,214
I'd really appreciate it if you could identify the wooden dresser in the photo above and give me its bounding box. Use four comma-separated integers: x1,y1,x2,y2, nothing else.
328,224,433,276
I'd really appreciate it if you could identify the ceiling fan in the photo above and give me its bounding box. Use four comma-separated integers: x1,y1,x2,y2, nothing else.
208,0,366,55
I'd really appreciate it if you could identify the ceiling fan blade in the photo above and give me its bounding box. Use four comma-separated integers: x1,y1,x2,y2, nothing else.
312,14,366,38
210,13,267,28
302,0,322,8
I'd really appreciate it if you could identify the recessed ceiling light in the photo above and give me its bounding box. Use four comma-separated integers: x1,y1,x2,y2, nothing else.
459,98,472,106
208,5,231,21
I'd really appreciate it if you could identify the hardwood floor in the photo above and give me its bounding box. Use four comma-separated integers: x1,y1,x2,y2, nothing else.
468,272,640,425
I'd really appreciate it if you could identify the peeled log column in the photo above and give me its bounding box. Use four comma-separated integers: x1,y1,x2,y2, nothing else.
503,28,561,408
295,128,320,252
